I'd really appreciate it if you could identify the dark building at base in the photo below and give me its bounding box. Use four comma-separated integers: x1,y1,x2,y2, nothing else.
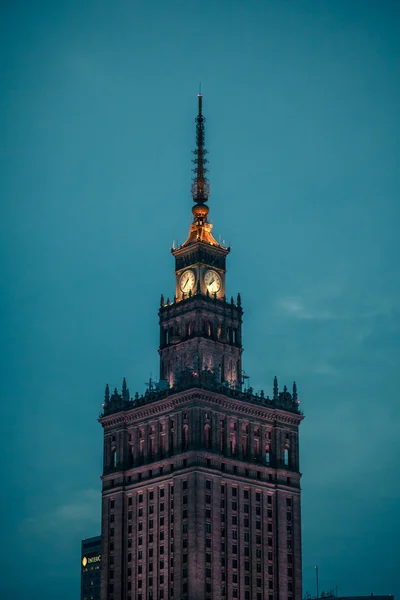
81,535,102,600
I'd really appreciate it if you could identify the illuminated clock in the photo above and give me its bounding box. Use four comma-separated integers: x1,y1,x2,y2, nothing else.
82,556,88,567
180,270,195,292
204,270,221,293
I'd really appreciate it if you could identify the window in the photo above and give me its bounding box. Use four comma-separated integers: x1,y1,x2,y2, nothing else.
149,505,154,514
232,545,238,554
233,574,238,583
268,509,272,518
257,578,262,587
256,535,261,544
149,491,154,500
268,551,273,561
286,497,292,506
244,504,249,513
206,480,211,489
245,547,250,556
256,549,261,558
183,481,188,490
138,508,143,517
128,496,132,506
232,488,237,497
256,563,261,573
149,519,154,528
287,539,292,549
233,589,238,598
232,559,237,569
256,506,261,516
268,566,273,575
232,530,237,539
244,532,249,542
244,490,249,499
138,565,142,574
138,536,143,546
288,568,293,577
256,492,261,502
138,522,142,532
287,526,292,535
256,521,261,529
160,517,164,526
110,500,115,509
206,495,211,504
206,553,211,563
232,516,237,525
232,502,237,511
160,503,164,512
149,534,153,544
244,518,249,528
245,575,250,585
287,512,292,521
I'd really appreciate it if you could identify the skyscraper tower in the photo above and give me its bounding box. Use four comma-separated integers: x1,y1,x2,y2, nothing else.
99,96,304,600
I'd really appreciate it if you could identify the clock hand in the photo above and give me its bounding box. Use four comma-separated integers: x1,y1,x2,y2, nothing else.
183,279,189,290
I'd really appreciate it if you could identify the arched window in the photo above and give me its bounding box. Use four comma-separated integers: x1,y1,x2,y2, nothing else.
217,323,222,340
183,424,189,451
265,444,270,465
284,447,289,467
112,449,117,469
204,424,211,450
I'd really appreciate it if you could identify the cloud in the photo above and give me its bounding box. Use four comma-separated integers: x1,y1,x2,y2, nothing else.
21,488,100,540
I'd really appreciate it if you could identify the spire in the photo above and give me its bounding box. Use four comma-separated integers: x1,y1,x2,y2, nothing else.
273,376,279,401
122,377,129,401
191,94,210,223
104,384,110,403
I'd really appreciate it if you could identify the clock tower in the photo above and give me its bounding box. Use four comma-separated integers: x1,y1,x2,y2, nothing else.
99,95,304,600
159,94,243,389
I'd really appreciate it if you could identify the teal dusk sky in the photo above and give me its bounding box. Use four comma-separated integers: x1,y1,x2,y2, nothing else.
1,1,399,598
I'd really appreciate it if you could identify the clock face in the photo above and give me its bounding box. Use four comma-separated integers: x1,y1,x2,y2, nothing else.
204,270,222,293
180,270,195,292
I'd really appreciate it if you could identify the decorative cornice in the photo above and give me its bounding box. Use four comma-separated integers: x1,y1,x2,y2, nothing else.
99,387,304,429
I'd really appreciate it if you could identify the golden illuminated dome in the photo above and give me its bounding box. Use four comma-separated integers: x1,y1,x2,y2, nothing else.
192,202,209,219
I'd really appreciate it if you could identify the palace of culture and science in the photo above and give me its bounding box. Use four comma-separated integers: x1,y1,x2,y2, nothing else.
98,96,304,600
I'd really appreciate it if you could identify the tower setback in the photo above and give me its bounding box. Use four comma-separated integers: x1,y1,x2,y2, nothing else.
99,95,303,600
